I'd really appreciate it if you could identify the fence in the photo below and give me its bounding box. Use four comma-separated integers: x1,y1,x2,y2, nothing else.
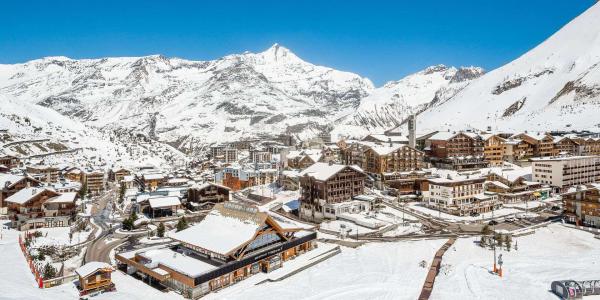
18,234,78,289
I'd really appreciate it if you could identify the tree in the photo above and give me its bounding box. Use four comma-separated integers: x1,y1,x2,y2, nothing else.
121,218,133,231
130,211,138,222
78,182,88,200
42,263,57,279
481,225,493,236
505,235,512,252
157,222,165,238
118,184,126,204
479,236,487,248
493,233,503,247
176,217,188,232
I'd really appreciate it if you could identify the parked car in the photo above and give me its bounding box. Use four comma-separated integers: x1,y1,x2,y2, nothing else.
488,220,499,226
470,212,480,217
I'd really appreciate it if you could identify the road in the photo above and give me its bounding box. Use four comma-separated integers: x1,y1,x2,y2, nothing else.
84,183,125,263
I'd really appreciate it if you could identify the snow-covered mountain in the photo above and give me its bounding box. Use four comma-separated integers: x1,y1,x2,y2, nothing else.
416,3,600,133
332,65,484,138
0,44,374,147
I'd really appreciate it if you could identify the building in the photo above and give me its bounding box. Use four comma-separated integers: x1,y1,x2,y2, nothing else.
562,185,600,228
26,165,60,183
299,162,366,222
142,173,166,191
483,135,506,166
424,131,487,170
215,166,278,191
286,150,321,169
423,174,502,216
0,155,19,169
75,262,115,296
512,132,558,157
531,156,600,193
362,144,424,177
110,167,131,183
0,173,40,207
64,167,85,183
382,170,430,196
85,170,105,194
5,188,77,230
138,196,182,218
502,138,535,162
210,145,238,163
554,136,583,156
187,182,231,210
116,202,317,299
484,167,549,203
249,150,272,163
278,170,301,191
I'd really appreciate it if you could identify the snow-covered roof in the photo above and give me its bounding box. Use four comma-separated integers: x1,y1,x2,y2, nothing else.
364,134,408,143
143,173,165,180
191,181,231,191
75,261,113,278
148,196,181,208
171,202,267,256
299,162,364,181
47,192,77,203
137,247,216,277
4,187,56,205
0,173,25,188
486,180,510,190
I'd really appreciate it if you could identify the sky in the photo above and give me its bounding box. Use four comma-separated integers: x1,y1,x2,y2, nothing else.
0,0,596,86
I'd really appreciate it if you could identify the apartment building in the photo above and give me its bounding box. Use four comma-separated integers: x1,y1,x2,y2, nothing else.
562,185,600,228
531,156,600,193
423,174,501,216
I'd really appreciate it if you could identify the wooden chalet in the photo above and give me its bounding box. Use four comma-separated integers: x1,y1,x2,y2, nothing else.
187,182,231,210
116,202,316,299
75,262,115,296
0,154,19,169
4,187,77,230
0,173,41,207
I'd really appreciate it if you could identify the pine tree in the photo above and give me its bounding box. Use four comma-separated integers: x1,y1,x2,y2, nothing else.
176,217,188,232
118,184,126,204
79,182,88,200
43,263,57,279
157,222,165,238
505,235,512,251
479,236,487,248
481,225,493,236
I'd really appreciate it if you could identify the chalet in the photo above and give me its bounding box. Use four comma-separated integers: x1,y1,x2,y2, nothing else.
582,138,600,155
64,167,85,183
362,144,424,177
142,173,166,191
554,136,582,156
423,174,502,216
278,170,301,191
512,132,558,157
484,166,549,203
138,195,182,218
75,262,115,296
424,131,487,170
116,202,316,299
0,154,19,169
483,135,506,166
299,162,366,222
26,165,60,183
0,173,41,207
5,188,77,230
187,182,231,210
382,170,431,196
286,149,321,169
502,138,535,162
110,167,132,183
562,185,600,228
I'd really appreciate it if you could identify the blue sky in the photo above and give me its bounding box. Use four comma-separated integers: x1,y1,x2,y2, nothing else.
0,0,595,85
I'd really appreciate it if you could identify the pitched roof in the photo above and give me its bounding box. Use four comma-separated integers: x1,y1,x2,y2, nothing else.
75,262,113,278
299,162,364,181
148,196,181,208
4,187,57,205
0,173,26,189
170,202,269,256
46,192,77,203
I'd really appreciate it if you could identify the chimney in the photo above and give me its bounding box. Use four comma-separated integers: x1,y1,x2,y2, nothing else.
408,114,416,148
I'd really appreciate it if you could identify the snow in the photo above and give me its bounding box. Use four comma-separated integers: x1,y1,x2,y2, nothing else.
30,227,93,247
409,203,524,222
75,261,112,278
4,187,54,205
299,162,363,181
170,206,263,255
431,224,600,300
206,239,445,300
0,173,26,188
46,192,77,203
136,247,217,277
148,196,181,209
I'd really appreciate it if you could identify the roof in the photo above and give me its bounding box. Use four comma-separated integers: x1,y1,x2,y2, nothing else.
47,192,77,203
4,187,56,205
363,134,408,143
143,173,165,180
0,173,25,189
487,180,510,190
191,181,231,191
530,155,599,162
75,262,113,278
148,196,181,208
170,202,268,256
299,162,364,181
137,248,216,277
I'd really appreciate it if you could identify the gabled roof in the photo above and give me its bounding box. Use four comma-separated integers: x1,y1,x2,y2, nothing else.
299,162,364,181
0,173,26,189
75,262,113,278
171,202,290,256
47,192,77,204
148,196,181,208
5,187,59,205
191,181,231,191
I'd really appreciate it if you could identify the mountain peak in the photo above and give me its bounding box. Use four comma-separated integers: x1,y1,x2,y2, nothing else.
259,43,302,63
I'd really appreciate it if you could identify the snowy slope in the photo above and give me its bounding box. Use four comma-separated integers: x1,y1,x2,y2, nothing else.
0,93,186,168
417,3,600,133
0,44,374,146
333,65,484,138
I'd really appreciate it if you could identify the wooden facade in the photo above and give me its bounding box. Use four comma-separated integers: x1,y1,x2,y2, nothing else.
76,263,115,296
187,183,230,210
483,135,505,166
0,155,20,169
363,145,424,174
563,187,600,228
